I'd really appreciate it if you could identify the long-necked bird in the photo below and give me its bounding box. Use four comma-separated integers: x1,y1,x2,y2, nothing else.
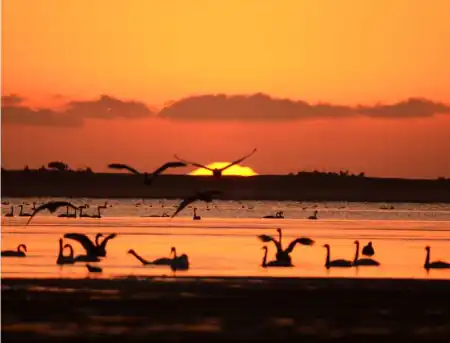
108,161,187,185
63,233,117,257
174,148,257,177
171,190,222,218
27,201,79,225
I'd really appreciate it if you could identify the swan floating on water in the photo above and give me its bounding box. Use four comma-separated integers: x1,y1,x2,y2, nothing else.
424,246,450,269
261,246,292,267
193,207,201,220
362,241,375,257
1,244,27,257
352,240,380,266
56,239,75,265
262,211,284,219
308,210,318,220
323,244,352,268
258,228,314,264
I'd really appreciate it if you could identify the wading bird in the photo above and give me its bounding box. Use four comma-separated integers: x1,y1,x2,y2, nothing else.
174,148,257,177
108,161,187,185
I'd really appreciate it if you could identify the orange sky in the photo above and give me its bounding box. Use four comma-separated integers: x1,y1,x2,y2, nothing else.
2,0,450,178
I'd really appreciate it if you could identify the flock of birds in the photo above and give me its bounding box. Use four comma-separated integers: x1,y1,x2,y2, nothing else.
1,231,190,274
2,219,449,274
2,149,450,274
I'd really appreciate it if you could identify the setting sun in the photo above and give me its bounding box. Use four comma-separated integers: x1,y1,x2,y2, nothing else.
189,162,258,177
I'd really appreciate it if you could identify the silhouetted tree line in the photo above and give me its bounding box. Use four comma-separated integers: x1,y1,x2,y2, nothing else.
1,161,93,174
0,164,449,182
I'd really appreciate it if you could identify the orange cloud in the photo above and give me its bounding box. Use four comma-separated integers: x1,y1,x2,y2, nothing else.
2,93,450,127
1,94,154,127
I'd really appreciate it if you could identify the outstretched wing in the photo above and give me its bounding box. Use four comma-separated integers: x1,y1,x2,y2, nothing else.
284,237,315,254
108,163,142,175
173,155,214,171
219,148,257,171
27,201,78,225
151,161,187,176
171,197,196,218
257,234,282,252
98,233,118,249
64,233,97,254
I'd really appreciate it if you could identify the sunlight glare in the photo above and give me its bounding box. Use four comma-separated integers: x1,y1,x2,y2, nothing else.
189,162,257,176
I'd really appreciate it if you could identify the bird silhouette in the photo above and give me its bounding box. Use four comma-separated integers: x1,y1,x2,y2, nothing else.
108,161,186,185
261,246,292,267
27,201,79,225
174,148,257,177
362,241,375,257
128,248,175,266
56,239,75,265
424,246,450,269
86,264,102,273
63,233,117,257
171,190,222,218
262,211,284,219
323,244,352,268
258,228,314,263
352,240,380,266
1,244,27,257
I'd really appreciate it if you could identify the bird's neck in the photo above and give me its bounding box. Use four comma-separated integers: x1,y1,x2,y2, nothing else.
262,249,268,267
325,247,330,266
353,243,359,262
131,251,149,265
425,250,430,267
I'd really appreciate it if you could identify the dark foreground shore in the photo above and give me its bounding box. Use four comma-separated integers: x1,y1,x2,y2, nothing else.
2,170,450,202
2,276,450,342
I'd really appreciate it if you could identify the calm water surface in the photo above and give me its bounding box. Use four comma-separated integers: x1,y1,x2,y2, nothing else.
1,197,450,280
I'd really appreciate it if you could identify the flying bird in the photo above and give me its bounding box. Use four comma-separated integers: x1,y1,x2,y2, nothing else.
27,201,79,225
174,148,257,177
108,161,187,185
171,190,222,218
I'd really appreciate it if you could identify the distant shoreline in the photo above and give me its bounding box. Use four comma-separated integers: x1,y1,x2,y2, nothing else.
2,170,450,203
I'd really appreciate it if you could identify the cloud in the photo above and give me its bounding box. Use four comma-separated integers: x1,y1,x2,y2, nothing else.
1,94,154,127
2,93,450,127
159,93,450,121
357,98,450,118
2,94,25,106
